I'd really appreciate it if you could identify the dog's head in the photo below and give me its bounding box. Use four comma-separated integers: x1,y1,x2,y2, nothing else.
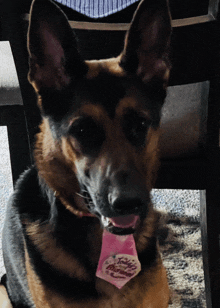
28,0,171,235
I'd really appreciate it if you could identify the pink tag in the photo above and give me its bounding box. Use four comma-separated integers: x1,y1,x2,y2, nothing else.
96,230,141,289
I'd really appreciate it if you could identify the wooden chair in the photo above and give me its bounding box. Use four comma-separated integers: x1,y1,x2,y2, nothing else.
0,41,31,184
1,0,220,306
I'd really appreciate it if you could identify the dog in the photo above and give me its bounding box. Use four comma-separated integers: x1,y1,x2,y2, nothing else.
2,0,172,306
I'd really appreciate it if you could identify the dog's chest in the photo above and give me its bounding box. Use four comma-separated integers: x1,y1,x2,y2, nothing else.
27,260,169,308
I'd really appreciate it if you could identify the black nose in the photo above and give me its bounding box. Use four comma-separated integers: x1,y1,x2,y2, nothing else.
111,196,145,215
107,168,149,216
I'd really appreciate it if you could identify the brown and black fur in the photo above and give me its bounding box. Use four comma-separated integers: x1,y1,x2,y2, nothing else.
2,0,172,307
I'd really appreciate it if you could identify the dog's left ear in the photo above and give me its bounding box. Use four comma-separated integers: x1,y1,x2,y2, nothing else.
27,0,87,92
120,0,171,85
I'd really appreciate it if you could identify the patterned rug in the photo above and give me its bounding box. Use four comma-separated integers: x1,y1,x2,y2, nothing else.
158,212,206,308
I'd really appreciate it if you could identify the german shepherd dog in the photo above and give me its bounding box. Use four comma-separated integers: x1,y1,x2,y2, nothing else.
2,0,172,306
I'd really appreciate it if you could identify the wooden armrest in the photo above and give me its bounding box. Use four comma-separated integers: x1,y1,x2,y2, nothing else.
24,12,217,30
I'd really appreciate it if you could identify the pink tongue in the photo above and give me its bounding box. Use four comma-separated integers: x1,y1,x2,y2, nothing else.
96,230,141,289
110,214,139,228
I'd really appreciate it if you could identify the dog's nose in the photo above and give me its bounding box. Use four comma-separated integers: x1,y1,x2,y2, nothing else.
107,168,148,215
111,196,144,215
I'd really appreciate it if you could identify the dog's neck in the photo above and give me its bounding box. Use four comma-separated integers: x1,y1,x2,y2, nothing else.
39,174,96,219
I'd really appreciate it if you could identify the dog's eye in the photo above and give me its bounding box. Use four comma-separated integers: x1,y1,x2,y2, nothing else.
123,111,151,147
69,117,105,154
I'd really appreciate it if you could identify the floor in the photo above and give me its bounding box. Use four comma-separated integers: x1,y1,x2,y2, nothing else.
0,126,13,277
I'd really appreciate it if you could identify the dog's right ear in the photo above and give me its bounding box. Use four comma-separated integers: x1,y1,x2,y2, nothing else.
27,0,88,92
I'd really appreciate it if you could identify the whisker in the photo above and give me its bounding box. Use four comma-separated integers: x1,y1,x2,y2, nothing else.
75,192,86,199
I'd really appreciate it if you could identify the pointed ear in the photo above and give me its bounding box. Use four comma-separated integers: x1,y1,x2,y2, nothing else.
120,0,171,85
27,0,88,92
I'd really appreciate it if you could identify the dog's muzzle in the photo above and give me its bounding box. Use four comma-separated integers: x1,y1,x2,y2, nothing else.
82,185,149,235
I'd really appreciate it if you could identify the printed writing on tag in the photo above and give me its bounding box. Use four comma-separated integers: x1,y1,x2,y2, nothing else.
103,254,141,281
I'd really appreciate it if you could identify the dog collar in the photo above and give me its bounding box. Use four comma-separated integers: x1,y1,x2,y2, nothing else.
73,210,96,218
64,203,96,218
54,191,96,218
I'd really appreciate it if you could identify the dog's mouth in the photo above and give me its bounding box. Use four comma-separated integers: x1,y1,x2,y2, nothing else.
101,214,139,235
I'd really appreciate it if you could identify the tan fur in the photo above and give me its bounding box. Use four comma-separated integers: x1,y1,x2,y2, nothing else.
86,57,125,79
0,285,12,308
34,121,82,213
25,221,92,281
144,128,161,190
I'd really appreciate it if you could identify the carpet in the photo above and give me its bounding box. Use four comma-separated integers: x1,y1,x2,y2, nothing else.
158,212,206,308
